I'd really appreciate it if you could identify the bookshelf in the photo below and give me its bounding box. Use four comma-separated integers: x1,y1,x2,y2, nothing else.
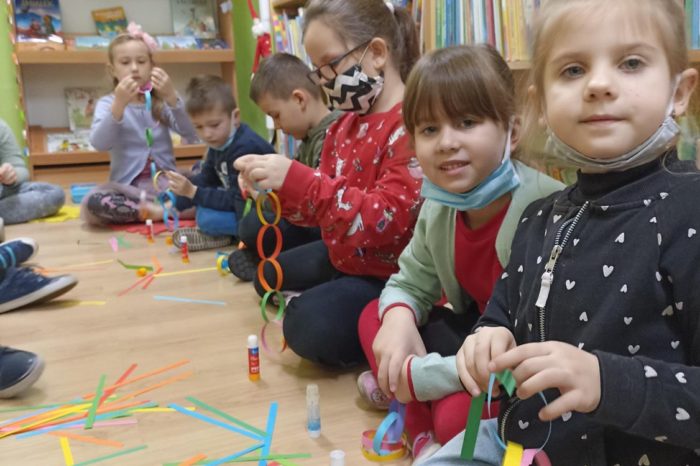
5,0,237,176
271,0,305,10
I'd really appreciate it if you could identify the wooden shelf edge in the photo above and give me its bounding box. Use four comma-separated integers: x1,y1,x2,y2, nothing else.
30,144,205,168
272,0,305,10
17,49,234,65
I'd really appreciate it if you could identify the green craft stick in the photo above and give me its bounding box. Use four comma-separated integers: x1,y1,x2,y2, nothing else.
185,396,267,438
84,375,106,430
73,445,147,466
460,392,485,460
496,369,516,396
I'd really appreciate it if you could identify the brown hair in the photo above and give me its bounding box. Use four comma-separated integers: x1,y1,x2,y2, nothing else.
107,34,166,125
250,53,324,103
522,0,688,152
403,45,516,136
185,75,237,116
302,0,419,82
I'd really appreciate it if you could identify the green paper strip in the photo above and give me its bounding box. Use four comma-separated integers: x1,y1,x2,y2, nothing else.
460,392,485,460
84,375,106,430
243,198,253,217
116,235,133,249
185,397,266,438
496,370,516,397
163,453,312,465
146,128,154,147
117,260,154,271
74,445,148,466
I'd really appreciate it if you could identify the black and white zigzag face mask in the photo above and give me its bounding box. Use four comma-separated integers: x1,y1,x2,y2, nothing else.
323,63,384,115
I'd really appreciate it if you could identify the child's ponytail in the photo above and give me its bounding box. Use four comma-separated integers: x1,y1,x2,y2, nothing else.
303,0,419,82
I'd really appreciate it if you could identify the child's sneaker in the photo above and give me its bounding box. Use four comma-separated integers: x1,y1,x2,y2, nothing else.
0,346,44,398
0,238,37,268
357,370,391,410
228,248,259,282
412,431,442,465
0,267,78,314
172,227,232,252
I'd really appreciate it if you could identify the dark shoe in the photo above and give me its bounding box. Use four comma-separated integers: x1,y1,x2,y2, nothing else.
0,238,37,268
0,347,44,398
172,227,233,252
0,267,78,313
228,248,259,282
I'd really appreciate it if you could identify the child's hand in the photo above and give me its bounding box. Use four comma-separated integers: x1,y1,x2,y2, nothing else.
456,326,516,397
394,356,414,403
234,154,293,192
490,341,601,421
373,306,426,396
166,171,197,198
151,67,177,107
113,76,139,111
0,163,17,185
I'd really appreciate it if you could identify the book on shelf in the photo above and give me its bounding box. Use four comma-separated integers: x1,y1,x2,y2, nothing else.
14,0,63,44
156,35,198,50
271,8,310,65
195,38,229,49
170,0,217,39
46,130,94,153
65,88,101,132
91,6,128,38
72,35,111,49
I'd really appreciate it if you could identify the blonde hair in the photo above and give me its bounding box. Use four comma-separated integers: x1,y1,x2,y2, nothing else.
107,34,167,125
522,0,688,155
302,0,419,82
403,45,515,136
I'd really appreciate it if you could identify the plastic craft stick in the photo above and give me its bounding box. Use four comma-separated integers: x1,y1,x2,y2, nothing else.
460,393,485,460
72,444,148,466
60,436,75,466
502,441,524,466
185,396,266,438
85,375,107,429
50,431,125,448
116,371,193,402
168,403,264,441
5,419,136,433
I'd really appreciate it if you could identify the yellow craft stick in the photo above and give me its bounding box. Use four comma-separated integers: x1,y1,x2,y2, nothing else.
154,268,217,278
51,431,124,448
60,436,75,466
502,441,524,466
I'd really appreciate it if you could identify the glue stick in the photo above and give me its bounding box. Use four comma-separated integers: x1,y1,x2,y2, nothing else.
329,450,345,466
180,235,189,263
306,384,321,438
138,190,147,219
247,334,260,381
146,219,154,243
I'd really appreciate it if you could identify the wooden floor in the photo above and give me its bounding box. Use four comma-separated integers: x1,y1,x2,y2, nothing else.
0,172,407,465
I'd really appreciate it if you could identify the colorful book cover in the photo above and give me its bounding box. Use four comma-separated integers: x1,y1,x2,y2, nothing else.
194,38,229,49
91,7,128,38
65,88,101,131
170,0,217,39
73,35,111,49
46,130,94,153
14,0,63,43
156,35,198,49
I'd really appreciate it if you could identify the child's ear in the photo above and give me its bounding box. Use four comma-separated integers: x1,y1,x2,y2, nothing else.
291,89,308,110
368,37,389,72
673,68,698,117
528,84,547,127
509,116,522,152
231,108,241,127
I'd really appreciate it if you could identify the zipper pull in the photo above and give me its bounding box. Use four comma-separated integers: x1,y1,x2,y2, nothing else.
535,245,562,309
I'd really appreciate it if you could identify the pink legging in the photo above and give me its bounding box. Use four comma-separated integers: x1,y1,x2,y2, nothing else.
358,299,498,445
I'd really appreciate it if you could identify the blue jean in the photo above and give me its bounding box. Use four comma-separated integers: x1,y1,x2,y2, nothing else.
0,182,65,224
196,207,238,237
421,419,503,465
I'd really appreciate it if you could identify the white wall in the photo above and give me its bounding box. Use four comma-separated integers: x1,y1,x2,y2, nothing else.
23,0,223,128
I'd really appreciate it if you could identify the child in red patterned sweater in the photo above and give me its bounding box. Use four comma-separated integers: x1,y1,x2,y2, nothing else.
235,0,422,368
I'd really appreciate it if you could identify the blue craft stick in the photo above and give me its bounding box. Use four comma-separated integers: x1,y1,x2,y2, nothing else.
168,403,264,442
259,402,278,466
207,443,265,466
153,296,227,306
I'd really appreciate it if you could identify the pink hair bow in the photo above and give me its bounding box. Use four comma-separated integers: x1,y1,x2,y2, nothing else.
126,22,159,51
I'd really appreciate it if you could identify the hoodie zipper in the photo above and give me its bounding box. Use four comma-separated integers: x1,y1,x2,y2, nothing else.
534,202,589,342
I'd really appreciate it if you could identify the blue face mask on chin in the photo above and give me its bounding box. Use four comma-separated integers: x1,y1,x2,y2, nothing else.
210,125,238,151
420,126,520,211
